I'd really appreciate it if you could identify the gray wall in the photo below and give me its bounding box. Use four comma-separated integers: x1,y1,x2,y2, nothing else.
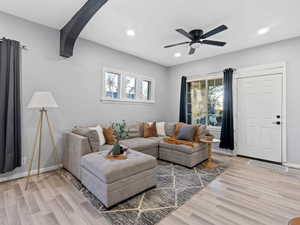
167,37,300,165
0,12,169,179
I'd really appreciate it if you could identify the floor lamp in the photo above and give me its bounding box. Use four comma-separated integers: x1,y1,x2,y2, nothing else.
26,92,60,190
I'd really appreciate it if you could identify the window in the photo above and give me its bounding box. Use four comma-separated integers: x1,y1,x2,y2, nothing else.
105,72,120,99
125,76,136,99
102,68,155,103
187,77,224,128
141,80,151,101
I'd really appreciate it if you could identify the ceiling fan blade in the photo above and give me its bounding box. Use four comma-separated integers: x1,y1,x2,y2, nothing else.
201,40,226,46
176,29,193,40
201,25,228,39
164,42,190,48
189,47,196,55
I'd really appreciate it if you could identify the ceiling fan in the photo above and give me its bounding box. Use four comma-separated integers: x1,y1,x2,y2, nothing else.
164,25,228,55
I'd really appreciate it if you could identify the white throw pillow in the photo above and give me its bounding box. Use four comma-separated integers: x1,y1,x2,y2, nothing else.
89,125,106,146
156,122,166,136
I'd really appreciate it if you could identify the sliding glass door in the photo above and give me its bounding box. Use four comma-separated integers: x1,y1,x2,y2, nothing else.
187,78,224,128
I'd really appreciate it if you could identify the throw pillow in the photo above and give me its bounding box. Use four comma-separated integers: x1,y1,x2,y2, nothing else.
89,125,106,146
193,125,201,142
172,122,185,138
144,122,158,138
156,122,166,136
72,128,100,152
176,124,196,141
103,127,116,145
165,122,176,137
152,121,158,137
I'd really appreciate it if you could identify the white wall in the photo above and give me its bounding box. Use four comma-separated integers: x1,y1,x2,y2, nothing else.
167,37,300,165
0,12,169,180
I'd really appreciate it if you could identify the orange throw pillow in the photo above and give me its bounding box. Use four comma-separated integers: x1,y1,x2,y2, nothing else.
144,122,158,138
173,122,185,139
103,128,116,145
193,125,201,142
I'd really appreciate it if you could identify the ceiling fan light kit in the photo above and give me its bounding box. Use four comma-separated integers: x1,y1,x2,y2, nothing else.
164,25,228,55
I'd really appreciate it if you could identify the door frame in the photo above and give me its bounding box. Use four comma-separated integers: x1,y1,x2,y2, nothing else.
234,62,287,164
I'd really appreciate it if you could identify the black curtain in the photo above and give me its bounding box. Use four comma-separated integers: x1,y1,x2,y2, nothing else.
220,68,234,150
179,76,187,123
0,38,22,173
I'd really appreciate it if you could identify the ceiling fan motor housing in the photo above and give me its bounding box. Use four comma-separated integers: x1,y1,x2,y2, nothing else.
189,29,204,40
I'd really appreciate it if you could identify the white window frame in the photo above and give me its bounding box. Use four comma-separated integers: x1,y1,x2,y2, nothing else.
123,74,137,100
101,67,155,104
103,69,122,100
187,74,223,131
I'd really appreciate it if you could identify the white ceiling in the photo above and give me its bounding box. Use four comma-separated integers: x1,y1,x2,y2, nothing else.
1,0,300,66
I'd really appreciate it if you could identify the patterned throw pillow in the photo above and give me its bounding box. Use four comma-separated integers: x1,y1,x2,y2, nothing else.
72,128,100,152
89,125,106,146
156,122,166,136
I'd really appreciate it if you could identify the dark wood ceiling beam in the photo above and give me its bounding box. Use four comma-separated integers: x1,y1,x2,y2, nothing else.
60,0,108,58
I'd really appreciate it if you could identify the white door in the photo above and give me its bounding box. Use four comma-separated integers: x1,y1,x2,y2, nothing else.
237,74,282,162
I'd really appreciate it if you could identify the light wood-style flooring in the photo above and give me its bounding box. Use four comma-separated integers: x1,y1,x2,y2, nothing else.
159,156,300,225
0,155,299,225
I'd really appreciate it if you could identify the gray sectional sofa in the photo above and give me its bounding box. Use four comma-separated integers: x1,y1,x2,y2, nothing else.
63,122,209,181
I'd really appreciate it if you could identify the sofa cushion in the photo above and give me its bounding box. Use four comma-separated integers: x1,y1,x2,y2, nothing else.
120,137,159,150
100,145,113,152
159,140,207,154
148,136,166,142
81,150,157,184
126,123,142,138
165,122,176,137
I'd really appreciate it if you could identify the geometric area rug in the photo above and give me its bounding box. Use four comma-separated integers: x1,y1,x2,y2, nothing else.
63,159,228,225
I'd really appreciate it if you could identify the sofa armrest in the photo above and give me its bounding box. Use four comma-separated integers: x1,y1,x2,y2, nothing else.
63,132,92,180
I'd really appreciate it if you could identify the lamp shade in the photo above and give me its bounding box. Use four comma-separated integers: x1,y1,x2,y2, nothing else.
28,92,58,109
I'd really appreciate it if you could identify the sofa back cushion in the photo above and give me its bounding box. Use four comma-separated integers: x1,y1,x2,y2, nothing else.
72,128,100,152
165,122,176,137
126,122,144,139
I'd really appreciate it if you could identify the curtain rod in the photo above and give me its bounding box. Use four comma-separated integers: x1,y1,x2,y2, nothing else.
0,39,28,50
206,68,237,75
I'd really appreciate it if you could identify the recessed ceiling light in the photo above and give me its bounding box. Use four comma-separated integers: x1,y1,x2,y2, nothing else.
257,27,270,35
126,29,135,37
174,52,181,58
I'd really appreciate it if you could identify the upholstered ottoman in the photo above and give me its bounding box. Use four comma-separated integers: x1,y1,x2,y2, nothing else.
159,141,208,168
80,150,157,208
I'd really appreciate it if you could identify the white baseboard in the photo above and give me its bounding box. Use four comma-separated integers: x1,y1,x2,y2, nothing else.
0,164,63,183
284,163,300,169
